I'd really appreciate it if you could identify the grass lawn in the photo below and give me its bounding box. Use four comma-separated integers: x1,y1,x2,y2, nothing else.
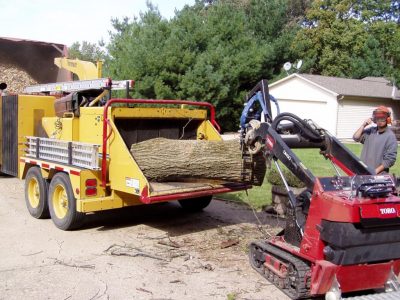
218,143,400,209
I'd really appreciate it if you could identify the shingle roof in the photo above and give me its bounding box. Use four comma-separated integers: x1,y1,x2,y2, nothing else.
299,74,400,99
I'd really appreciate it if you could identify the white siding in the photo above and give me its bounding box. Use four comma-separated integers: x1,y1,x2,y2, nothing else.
337,99,396,139
269,76,338,134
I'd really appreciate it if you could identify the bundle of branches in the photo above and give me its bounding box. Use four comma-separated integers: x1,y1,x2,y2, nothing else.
266,168,306,188
130,138,266,185
0,63,37,94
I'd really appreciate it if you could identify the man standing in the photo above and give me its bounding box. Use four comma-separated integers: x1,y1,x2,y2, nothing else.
353,106,397,174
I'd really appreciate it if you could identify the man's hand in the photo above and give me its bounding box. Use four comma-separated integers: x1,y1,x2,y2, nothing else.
363,118,373,127
375,164,385,174
354,118,372,141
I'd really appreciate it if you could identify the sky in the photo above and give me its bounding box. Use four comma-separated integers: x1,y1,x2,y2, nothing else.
0,0,194,46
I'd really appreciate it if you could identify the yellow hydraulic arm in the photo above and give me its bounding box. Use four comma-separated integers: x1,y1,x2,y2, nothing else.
54,57,103,80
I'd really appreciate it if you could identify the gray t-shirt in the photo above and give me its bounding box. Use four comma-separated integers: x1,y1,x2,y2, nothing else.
357,126,397,172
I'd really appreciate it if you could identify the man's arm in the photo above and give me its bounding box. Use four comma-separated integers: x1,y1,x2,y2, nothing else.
353,118,372,142
381,134,398,172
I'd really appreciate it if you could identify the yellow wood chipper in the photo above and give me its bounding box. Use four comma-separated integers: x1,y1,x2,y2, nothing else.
0,78,250,230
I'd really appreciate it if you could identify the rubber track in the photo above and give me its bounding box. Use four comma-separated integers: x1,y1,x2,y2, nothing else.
249,240,311,299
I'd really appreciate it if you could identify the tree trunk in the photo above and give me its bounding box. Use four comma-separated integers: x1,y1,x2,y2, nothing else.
130,138,266,186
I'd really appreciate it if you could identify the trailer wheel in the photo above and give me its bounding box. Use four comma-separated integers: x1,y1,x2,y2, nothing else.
48,172,84,230
178,196,212,212
24,167,50,219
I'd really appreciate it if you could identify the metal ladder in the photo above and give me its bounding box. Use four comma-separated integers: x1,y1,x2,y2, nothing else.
24,78,134,93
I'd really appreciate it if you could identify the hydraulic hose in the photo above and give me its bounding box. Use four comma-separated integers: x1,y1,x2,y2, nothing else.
271,112,323,142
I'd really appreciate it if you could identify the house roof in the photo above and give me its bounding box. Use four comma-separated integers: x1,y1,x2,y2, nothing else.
270,73,400,99
299,74,400,99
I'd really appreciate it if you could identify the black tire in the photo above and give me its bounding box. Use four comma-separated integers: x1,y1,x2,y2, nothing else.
48,172,84,230
178,196,212,212
24,166,50,219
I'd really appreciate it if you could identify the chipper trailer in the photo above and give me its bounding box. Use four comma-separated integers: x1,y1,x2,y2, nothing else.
241,80,400,299
0,78,253,230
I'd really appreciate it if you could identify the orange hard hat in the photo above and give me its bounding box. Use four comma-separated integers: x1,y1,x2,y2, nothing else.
374,106,390,114
373,106,391,124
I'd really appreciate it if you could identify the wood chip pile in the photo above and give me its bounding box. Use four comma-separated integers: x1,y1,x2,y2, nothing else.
0,63,37,94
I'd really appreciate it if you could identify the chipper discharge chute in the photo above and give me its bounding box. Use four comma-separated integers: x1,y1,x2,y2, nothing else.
0,37,71,93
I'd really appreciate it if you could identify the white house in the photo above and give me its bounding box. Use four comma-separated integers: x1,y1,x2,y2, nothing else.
269,74,400,139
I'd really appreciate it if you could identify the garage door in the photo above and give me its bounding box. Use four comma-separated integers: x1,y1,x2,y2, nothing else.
273,100,335,133
337,100,393,139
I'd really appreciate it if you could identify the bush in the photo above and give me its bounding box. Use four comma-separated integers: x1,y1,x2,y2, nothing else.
266,168,306,188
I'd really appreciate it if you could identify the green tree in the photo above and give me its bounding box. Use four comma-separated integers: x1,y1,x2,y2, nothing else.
292,0,400,82
107,0,303,130
108,6,172,98
388,27,400,85
292,0,367,76
68,41,107,63
350,36,390,79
